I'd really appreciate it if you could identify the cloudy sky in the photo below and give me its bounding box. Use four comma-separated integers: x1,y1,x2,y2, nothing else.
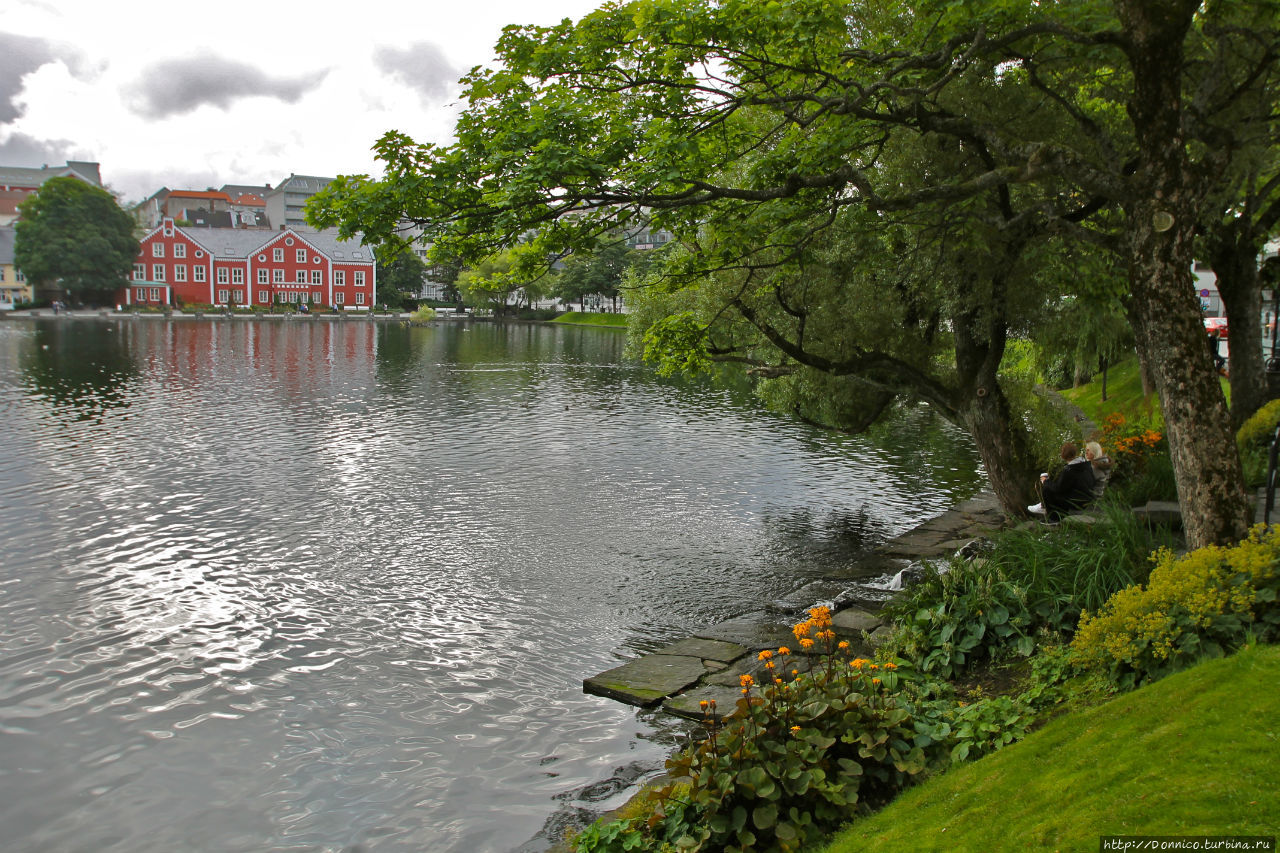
1,0,603,204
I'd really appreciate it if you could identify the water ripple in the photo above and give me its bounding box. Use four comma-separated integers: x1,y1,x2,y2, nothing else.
0,319,981,852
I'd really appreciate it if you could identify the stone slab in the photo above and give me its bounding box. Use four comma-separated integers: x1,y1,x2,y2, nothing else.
1132,501,1183,528
583,654,711,707
653,637,747,664
664,683,748,722
832,607,882,635
695,614,798,651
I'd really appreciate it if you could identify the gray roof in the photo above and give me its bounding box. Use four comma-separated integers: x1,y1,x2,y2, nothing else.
0,161,101,188
173,224,371,262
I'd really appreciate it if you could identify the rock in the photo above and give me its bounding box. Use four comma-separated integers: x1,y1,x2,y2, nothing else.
695,613,797,651
583,654,711,707
653,637,747,664
831,607,882,635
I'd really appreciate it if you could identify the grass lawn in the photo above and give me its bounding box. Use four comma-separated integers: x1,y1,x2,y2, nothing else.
1061,356,1231,424
551,311,628,327
816,644,1280,853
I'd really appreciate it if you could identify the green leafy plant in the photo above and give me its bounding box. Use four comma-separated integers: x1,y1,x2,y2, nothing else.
880,560,1039,679
1072,525,1280,688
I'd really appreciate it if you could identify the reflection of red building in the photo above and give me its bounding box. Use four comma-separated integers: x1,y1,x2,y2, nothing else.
121,218,375,310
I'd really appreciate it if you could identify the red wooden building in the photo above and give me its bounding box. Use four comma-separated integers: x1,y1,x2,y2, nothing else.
122,218,376,310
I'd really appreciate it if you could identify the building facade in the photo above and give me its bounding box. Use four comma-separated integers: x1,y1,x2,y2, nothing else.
123,219,375,309
264,175,333,231
0,227,32,308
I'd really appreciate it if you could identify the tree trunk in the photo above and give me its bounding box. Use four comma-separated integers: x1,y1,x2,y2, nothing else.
1208,223,1268,427
959,382,1039,517
1118,0,1252,548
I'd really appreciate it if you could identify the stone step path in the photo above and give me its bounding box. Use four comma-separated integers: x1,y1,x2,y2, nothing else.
582,490,1006,720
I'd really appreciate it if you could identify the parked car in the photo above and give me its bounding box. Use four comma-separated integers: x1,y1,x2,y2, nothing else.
1204,316,1229,338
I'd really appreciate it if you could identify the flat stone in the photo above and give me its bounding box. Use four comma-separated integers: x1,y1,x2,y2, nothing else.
1132,501,1183,528
653,637,747,664
695,614,797,651
832,607,882,635
868,624,896,648
664,684,749,722
583,654,710,707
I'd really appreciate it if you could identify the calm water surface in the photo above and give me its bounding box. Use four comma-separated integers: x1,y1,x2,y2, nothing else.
0,318,981,852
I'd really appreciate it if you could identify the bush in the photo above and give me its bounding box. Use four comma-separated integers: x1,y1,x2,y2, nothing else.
1072,525,1280,688
1236,398,1280,450
880,560,1039,679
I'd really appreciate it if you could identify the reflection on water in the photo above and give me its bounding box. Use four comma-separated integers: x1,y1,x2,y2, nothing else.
0,318,981,852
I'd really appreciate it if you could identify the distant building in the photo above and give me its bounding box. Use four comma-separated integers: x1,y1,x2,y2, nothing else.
134,185,273,230
0,227,32,308
265,174,333,230
0,161,102,226
122,217,375,310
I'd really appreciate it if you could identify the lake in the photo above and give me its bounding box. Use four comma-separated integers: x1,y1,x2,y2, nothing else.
0,317,981,852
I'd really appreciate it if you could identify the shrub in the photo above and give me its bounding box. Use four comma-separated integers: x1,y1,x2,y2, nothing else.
880,560,1038,679
1072,525,1280,688
1236,397,1280,450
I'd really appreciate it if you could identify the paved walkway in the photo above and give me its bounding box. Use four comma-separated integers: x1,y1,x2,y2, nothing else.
582,490,1006,721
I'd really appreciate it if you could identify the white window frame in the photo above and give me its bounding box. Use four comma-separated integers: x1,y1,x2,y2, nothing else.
354,270,365,286
258,269,268,284
134,264,146,280
355,292,365,305
174,264,187,282
149,287,161,301
152,264,165,281
259,290,269,303
217,268,229,284
174,243,186,258
232,269,244,285
273,247,284,262
334,292,344,304
273,269,284,283
296,249,307,263
311,270,322,285
296,270,307,284
194,266,206,282
152,243,165,257
217,289,230,303
334,270,345,286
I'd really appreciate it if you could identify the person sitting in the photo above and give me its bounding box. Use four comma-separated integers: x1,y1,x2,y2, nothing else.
1027,441,1097,521
1084,441,1112,503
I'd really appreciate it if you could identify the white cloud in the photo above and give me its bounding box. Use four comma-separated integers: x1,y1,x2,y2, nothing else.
0,0,604,202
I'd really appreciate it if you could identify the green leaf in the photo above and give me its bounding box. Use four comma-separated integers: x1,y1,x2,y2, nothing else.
752,803,778,830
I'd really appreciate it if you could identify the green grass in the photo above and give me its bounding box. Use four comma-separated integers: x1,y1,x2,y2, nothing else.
1061,356,1231,425
551,311,628,327
815,644,1280,853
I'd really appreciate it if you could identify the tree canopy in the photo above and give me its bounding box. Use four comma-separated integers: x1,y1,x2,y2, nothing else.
309,0,1280,548
14,177,138,297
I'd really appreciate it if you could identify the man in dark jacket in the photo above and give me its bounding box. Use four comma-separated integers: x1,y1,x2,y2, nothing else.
1028,442,1096,521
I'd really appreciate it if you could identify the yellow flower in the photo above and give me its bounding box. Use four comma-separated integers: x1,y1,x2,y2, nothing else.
699,700,709,708
837,641,850,650
872,677,881,685
884,662,898,670
868,663,879,670
800,638,814,650
851,658,868,669
777,646,791,656
758,650,773,661
790,725,801,733
793,621,812,639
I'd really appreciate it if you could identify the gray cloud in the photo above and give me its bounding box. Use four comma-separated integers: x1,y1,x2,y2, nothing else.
129,54,329,119
0,131,81,167
373,42,460,101
0,32,60,124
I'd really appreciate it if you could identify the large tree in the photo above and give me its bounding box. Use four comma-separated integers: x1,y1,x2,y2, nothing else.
15,176,138,299
309,0,1279,547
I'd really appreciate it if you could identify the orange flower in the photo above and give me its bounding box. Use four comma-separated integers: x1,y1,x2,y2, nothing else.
837,641,850,650
872,677,881,685
799,638,814,650
758,650,773,661
851,658,868,669
777,646,791,656
739,674,754,688
884,662,898,670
